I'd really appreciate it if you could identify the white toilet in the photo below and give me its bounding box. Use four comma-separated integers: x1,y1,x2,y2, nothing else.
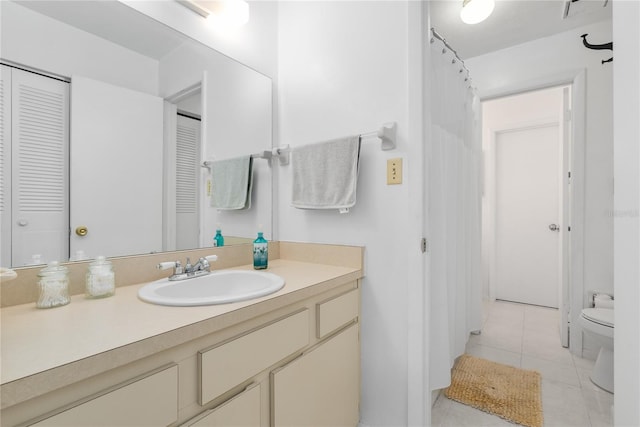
580,307,614,393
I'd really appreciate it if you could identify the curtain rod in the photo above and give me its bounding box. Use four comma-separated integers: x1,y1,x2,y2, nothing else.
430,27,472,81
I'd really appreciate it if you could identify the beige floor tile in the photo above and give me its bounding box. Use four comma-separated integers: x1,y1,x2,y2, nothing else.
522,328,574,365
522,354,581,387
582,388,614,426
469,321,523,353
465,343,521,368
573,353,597,370
434,397,514,426
523,305,561,333
542,380,592,426
432,301,600,427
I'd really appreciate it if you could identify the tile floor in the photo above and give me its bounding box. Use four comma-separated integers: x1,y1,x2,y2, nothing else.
431,300,614,426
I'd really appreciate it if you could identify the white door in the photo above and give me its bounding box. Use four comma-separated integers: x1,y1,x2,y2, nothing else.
494,124,561,308
70,76,163,259
1,66,69,267
175,114,201,250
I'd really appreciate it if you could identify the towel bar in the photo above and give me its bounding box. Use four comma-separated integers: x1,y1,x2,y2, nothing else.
202,121,396,172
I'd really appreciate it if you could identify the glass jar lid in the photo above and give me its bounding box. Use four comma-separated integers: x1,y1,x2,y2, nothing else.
38,261,68,277
89,255,111,268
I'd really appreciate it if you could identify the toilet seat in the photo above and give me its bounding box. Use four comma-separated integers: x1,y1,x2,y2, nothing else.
580,308,614,339
581,308,614,328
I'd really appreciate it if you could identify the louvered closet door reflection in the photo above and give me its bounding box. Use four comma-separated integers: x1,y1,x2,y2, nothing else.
11,68,69,266
0,65,12,267
175,114,201,250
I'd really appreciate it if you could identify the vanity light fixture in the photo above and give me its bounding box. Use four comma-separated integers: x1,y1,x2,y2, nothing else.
460,0,495,24
177,0,250,27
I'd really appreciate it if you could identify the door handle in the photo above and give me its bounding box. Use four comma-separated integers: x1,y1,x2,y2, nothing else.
548,224,560,232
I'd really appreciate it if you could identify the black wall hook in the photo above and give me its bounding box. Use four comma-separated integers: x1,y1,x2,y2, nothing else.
581,33,613,64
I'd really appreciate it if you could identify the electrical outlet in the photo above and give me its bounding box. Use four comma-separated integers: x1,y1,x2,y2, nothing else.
387,158,403,185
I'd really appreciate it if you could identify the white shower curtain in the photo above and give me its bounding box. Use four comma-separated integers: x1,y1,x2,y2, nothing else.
428,33,483,391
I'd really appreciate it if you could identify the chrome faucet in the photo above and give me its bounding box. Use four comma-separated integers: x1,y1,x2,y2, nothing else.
158,255,218,281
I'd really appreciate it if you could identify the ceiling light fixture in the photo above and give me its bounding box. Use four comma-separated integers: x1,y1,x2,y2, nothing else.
177,0,249,27
460,0,495,25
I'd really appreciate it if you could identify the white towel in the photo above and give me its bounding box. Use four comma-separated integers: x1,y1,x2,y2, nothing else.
210,156,253,210
291,135,361,211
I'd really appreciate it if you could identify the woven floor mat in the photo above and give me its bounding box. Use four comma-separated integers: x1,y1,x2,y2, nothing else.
444,354,543,427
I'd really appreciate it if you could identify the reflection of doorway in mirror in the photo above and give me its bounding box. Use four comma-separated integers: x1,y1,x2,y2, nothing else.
175,113,201,250
0,64,70,267
164,85,203,252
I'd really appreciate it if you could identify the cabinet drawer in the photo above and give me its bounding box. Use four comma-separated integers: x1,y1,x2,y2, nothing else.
316,288,359,338
27,364,178,426
199,309,309,405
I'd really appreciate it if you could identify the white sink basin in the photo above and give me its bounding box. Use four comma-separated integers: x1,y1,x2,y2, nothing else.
138,270,285,306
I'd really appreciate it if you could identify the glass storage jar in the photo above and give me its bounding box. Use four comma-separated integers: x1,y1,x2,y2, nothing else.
36,261,70,308
86,256,115,298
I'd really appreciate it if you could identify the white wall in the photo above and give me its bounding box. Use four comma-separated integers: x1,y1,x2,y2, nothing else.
612,1,640,424
277,2,421,425
467,20,614,302
1,1,158,95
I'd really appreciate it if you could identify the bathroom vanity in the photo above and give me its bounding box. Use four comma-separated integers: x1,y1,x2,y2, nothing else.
0,242,363,426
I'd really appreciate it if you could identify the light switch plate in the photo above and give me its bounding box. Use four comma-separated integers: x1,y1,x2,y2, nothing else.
387,158,403,185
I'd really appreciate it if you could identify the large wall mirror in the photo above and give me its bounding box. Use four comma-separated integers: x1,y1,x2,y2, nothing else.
0,0,273,268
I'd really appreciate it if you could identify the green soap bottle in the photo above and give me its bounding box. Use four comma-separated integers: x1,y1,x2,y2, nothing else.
213,225,224,247
253,231,268,270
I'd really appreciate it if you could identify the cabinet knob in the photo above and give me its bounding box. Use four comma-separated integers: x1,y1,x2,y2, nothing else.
75,226,88,237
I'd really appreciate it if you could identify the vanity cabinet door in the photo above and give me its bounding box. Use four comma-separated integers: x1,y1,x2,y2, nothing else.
199,309,309,405
185,383,261,427
28,364,178,426
271,323,359,427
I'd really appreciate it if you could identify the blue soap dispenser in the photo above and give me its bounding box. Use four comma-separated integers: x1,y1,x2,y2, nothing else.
253,228,268,270
213,224,224,247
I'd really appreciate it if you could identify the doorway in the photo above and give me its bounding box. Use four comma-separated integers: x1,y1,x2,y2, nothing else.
175,112,202,250
482,86,571,345
163,83,203,252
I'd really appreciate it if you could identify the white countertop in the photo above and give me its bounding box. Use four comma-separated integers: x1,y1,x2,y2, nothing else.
1,259,361,391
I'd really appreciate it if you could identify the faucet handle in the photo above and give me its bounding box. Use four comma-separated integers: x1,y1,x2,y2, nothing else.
195,255,218,273
158,261,184,275
158,261,178,271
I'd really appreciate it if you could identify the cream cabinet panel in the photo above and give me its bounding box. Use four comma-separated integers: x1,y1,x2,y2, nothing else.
199,309,309,405
272,323,359,427
316,287,359,338
29,364,178,426
187,383,261,427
